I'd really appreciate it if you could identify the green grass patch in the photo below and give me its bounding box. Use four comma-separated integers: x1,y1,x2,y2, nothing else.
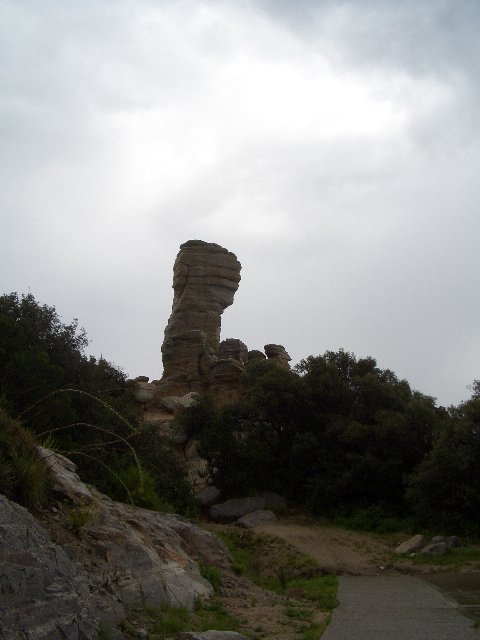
217,528,338,613
334,506,409,534
123,599,240,639
397,545,480,567
287,575,338,610
297,619,331,640
284,605,314,621
194,597,241,632
199,560,222,593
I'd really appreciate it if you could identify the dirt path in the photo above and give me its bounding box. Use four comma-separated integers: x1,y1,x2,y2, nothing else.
255,520,396,576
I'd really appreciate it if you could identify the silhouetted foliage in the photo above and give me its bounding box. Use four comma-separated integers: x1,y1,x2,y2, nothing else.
407,386,480,535
0,292,195,514
193,350,446,520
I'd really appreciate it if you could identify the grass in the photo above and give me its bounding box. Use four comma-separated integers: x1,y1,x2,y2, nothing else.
199,560,223,593
122,599,241,639
396,545,480,567
217,528,337,608
0,408,51,509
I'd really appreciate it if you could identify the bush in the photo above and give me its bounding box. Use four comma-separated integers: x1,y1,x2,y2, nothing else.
0,407,51,508
0,292,197,514
192,350,443,517
407,393,480,536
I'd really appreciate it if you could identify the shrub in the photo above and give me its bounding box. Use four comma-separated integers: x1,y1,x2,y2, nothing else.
0,408,50,508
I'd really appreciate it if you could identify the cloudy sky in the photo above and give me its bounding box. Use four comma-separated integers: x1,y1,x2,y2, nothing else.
1,0,479,407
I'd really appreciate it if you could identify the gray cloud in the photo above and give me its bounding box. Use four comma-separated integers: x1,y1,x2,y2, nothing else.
1,0,479,405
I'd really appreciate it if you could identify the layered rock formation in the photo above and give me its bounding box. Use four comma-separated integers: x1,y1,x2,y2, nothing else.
154,240,241,399
143,240,292,408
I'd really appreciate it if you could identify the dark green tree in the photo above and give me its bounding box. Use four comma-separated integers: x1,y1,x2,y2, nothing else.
407,383,480,534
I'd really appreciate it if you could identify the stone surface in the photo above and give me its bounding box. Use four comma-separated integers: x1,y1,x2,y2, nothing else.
209,358,246,404
37,446,93,505
419,542,449,556
210,497,266,524
0,493,99,640
394,534,428,556
198,486,222,507
236,510,277,529
0,449,235,639
264,344,291,369
431,536,461,548
178,633,248,640
218,339,248,364
133,380,156,404
160,392,200,413
154,241,241,400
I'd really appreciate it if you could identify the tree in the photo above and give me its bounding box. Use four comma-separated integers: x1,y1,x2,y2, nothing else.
194,349,444,517
407,386,480,534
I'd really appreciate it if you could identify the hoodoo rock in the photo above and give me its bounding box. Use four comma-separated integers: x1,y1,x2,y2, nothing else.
145,240,293,408
151,241,241,401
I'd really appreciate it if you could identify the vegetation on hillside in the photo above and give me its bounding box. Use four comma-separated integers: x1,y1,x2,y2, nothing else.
1,290,479,537
0,292,195,513
179,352,479,536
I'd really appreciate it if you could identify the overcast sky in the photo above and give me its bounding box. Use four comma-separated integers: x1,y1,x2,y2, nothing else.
1,0,479,407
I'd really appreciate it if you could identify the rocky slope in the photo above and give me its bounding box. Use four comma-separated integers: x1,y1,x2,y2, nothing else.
0,450,231,640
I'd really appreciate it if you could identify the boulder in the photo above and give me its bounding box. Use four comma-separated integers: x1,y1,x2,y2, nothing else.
264,344,291,369
236,510,277,529
133,380,156,404
419,542,449,557
37,446,93,506
210,497,266,523
160,392,200,413
218,339,248,364
431,535,461,548
198,486,222,507
394,534,428,555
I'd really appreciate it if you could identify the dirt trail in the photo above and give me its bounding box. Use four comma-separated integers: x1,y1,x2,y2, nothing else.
254,519,400,575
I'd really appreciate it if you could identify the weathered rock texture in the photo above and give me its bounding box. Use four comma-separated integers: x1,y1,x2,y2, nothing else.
264,344,291,369
0,494,98,640
153,240,242,400
210,497,266,524
0,449,234,639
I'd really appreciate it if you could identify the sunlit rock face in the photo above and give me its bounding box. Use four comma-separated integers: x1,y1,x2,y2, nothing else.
154,240,242,398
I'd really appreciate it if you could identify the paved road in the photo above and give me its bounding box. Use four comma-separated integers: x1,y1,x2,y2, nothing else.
322,575,479,640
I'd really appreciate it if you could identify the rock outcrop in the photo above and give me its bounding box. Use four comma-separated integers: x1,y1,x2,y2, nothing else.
0,449,233,639
136,241,294,408
0,494,98,640
264,344,291,369
153,240,241,400
210,497,266,524
394,534,461,557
